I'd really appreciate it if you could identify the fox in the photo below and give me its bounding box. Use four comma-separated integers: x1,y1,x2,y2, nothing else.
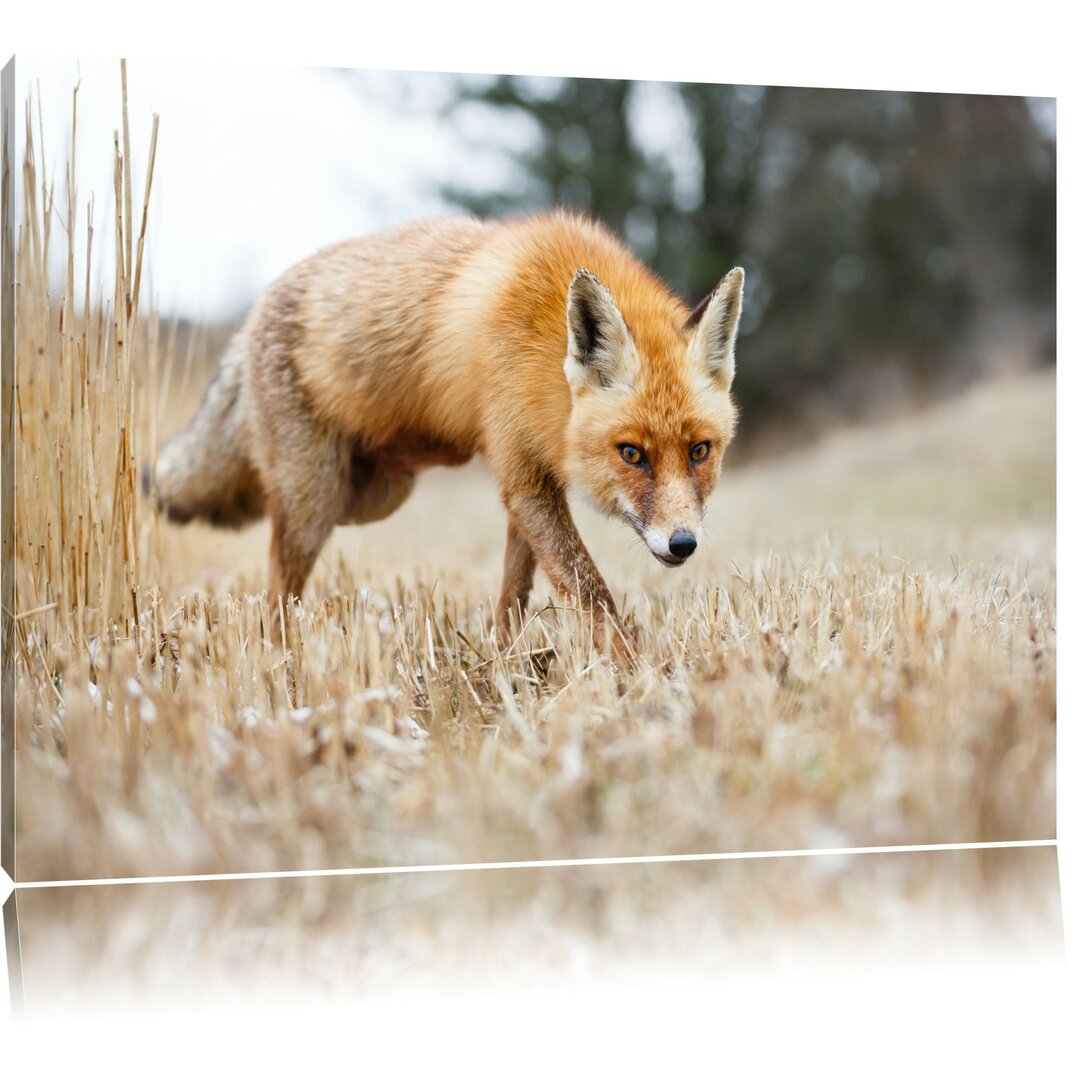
145,210,744,660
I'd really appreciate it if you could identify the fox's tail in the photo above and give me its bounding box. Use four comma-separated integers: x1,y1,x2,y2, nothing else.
143,338,265,528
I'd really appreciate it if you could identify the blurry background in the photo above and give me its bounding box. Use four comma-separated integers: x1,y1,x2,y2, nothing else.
23,60,1055,455
436,78,1057,451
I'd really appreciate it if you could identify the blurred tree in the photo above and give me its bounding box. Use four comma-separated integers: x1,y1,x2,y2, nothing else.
439,77,1055,448
440,77,662,231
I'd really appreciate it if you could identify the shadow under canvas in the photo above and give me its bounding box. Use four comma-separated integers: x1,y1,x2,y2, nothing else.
4,845,1064,1017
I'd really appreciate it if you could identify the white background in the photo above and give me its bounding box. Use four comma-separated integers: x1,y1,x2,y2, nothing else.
1,2,1075,1075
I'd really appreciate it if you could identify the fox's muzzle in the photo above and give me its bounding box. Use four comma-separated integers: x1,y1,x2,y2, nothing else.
642,525,699,567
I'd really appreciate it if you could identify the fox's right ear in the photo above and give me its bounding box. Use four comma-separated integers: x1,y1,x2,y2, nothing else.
564,269,638,392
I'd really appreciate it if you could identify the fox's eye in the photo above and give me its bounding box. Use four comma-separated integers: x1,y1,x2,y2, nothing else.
619,444,645,466
690,441,711,463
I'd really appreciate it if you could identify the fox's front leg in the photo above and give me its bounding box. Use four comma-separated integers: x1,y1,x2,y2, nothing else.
496,520,538,646
504,480,634,662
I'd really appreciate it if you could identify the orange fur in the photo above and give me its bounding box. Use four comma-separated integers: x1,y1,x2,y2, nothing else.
150,210,745,660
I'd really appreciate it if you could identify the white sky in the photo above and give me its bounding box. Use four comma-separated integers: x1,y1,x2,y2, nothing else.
17,57,542,321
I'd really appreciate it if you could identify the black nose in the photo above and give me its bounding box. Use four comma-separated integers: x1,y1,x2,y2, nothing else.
668,530,697,559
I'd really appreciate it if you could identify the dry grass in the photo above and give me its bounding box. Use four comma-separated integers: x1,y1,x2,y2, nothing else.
8,74,1055,882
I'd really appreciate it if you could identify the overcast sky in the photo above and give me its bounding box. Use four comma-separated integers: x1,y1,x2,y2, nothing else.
18,57,545,321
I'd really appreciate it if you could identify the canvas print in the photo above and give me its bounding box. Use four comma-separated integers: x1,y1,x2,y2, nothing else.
0,58,1056,882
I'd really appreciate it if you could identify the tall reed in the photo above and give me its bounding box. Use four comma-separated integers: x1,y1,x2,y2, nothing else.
13,61,160,672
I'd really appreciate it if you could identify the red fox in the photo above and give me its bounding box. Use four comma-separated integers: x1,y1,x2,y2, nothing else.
146,211,744,659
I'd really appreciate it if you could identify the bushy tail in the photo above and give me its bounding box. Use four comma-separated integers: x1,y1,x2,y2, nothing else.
143,339,265,528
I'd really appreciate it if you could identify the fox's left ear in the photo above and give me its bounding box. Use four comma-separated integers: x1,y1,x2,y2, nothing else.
684,267,744,391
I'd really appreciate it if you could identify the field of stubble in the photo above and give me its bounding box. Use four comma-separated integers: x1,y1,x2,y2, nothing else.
12,333,1056,880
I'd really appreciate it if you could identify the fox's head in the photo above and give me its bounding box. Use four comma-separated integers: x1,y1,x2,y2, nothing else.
561,265,744,567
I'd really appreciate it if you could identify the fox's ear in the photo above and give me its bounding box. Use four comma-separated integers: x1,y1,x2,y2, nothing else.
564,268,638,391
685,266,744,391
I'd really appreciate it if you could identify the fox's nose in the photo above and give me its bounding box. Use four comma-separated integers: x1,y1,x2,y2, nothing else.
668,530,698,559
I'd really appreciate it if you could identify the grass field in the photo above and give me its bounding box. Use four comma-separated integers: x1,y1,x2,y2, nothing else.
12,360,1056,880
7,83,1056,882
